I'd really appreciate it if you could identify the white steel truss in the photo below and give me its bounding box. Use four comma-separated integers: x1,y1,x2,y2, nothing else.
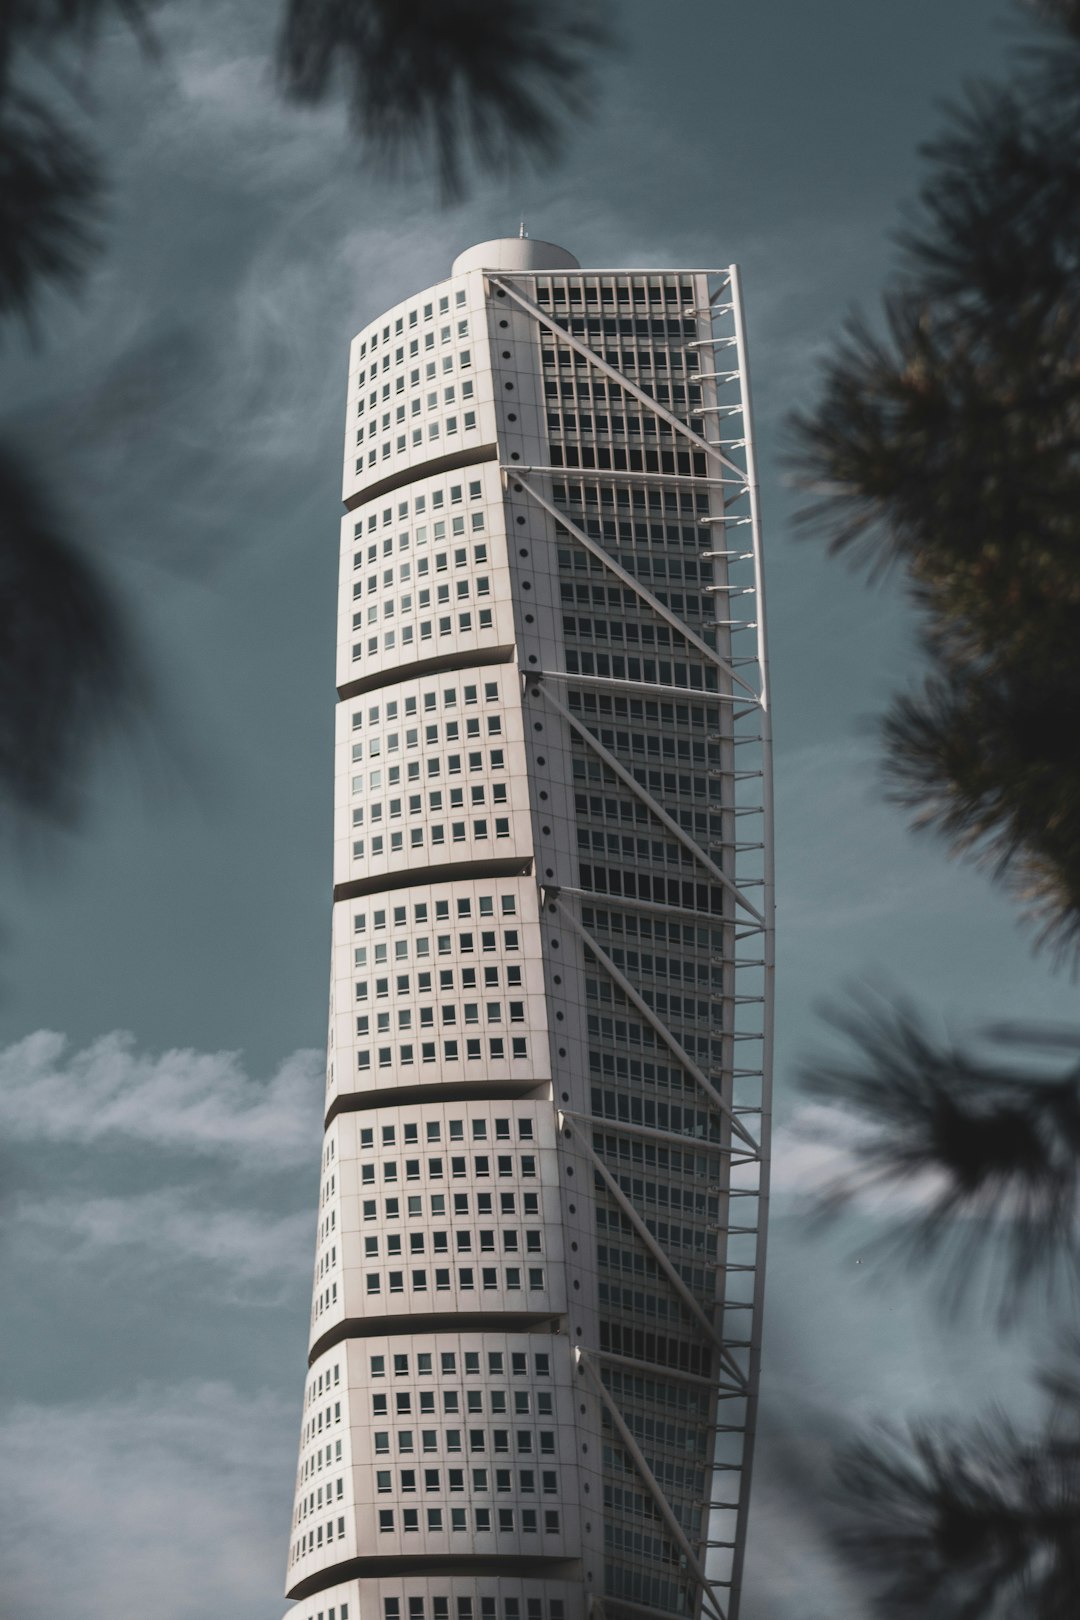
495,263,774,1620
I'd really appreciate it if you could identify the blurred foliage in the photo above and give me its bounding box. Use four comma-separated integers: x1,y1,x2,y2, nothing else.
276,0,610,199
0,0,609,852
800,992,1080,1322
791,0,1080,955
835,1395,1080,1619
793,3,1080,1612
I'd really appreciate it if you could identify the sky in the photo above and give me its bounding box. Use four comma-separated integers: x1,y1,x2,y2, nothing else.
1,3,1074,1618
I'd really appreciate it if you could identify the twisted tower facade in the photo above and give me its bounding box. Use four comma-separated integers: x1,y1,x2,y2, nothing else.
285,238,773,1620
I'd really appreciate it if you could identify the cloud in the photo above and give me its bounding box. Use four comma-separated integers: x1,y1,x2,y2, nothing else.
0,1030,323,1167
0,1381,296,1620
16,1187,312,1301
771,1099,949,1214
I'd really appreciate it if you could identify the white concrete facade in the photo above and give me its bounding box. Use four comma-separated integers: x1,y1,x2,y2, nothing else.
285,240,773,1620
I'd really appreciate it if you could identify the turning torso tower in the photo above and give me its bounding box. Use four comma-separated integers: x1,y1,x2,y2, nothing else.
285,238,774,1620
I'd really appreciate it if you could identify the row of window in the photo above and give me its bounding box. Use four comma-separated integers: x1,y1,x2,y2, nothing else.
353,573,494,622
358,324,469,392
563,616,714,650
373,1428,557,1456
598,1239,710,1296
355,964,524,1001
370,1348,551,1378
575,793,722,842
573,757,722,809
299,1441,340,1491
578,728,715,767
590,1095,723,1143
580,905,721,951
547,376,701,409
358,287,466,359
312,1282,338,1320
383,1596,567,1620
536,278,693,306
578,863,727,916
357,377,474,437
352,539,488,598
364,1266,547,1296
296,1476,343,1521
356,1040,530,1069
356,330,470,403
578,829,690,868
353,782,509,821
588,1047,706,1104
548,411,684,439
565,647,727,689
357,1190,541,1221
351,607,495,660
568,687,724,732
356,1000,525,1035
376,1464,558,1493
561,583,704,621
358,411,478,474
559,548,712,584
364,1230,543,1259
357,1117,534,1147
541,344,695,373
372,1385,550,1416
588,976,720,1024
350,750,509,789
351,478,485,548
354,893,516,929
293,1516,344,1559
553,479,709,519
376,1505,561,1534
591,1012,724,1067
352,820,513,860
353,928,522,970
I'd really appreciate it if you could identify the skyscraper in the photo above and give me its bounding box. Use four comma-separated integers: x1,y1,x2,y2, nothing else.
285,237,773,1620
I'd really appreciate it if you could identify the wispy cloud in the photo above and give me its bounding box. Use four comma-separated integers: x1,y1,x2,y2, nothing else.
0,1030,323,1166
0,1382,296,1620
17,1187,312,1300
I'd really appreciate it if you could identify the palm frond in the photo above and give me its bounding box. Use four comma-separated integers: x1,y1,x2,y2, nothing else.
0,94,101,327
799,990,1080,1322
882,670,1080,955
275,0,611,199
835,1410,1080,1618
0,441,142,835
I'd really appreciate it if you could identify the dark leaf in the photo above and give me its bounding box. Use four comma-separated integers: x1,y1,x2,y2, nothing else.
835,1408,1080,1619
0,440,141,835
275,0,611,198
0,94,102,326
799,990,1080,1322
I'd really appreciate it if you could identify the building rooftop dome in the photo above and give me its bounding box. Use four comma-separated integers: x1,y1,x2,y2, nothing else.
450,237,581,276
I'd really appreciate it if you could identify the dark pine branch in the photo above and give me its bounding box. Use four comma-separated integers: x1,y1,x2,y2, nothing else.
799,990,1080,1323
835,1406,1080,1619
0,94,102,326
275,0,611,199
0,442,142,837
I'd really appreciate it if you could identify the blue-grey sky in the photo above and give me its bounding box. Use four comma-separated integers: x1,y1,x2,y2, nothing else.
1,4,1072,1618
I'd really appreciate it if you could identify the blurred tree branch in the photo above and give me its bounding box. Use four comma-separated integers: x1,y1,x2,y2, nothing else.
275,0,611,200
834,1389,1080,1619
0,0,611,898
792,2,1080,1609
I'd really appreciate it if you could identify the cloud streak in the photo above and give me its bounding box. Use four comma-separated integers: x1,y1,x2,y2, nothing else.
17,1186,312,1300
0,1030,323,1167
0,1381,296,1620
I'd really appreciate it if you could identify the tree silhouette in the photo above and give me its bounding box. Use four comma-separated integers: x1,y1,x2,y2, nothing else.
0,0,610,855
275,0,609,199
792,1,1080,1609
